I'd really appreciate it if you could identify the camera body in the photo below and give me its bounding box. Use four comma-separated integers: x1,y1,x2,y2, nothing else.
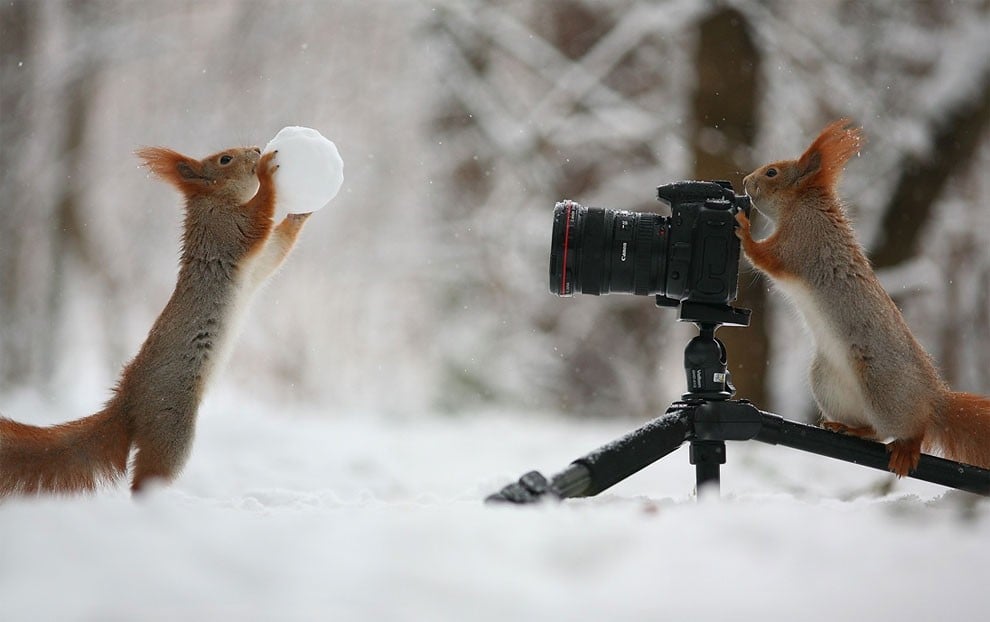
549,180,751,308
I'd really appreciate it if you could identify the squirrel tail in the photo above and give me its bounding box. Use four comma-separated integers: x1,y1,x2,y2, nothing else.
927,392,990,470
0,408,131,497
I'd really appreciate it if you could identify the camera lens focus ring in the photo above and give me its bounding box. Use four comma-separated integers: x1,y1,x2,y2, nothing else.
579,208,607,295
633,214,657,295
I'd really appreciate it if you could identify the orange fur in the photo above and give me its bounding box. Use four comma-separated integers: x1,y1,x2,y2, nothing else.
0,409,130,495
242,150,279,250
887,435,924,477
796,118,863,193
822,422,876,438
927,392,990,470
735,212,792,278
136,147,210,197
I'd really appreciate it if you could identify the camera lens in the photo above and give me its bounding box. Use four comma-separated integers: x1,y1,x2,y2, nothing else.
549,201,668,296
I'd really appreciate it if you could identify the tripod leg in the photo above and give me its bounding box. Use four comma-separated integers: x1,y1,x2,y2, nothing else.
486,408,694,503
756,412,990,495
690,440,725,496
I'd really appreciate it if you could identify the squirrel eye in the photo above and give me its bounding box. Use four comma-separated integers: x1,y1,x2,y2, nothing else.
765,167,778,178
219,155,233,165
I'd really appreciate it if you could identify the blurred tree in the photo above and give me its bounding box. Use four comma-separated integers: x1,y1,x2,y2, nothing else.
47,1,104,383
737,0,990,410
2,0,989,419
871,68,990,270
870,67,990,391
427,0,990,419
689,7,765,405
0,1,117,391
0,0,40,387
428,1,742,417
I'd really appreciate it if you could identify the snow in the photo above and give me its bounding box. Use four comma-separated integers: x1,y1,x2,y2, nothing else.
4,4,990,619
263,126,344,214
1,390,988,621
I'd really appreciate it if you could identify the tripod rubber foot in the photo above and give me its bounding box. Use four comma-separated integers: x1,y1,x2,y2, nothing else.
485,471,560,504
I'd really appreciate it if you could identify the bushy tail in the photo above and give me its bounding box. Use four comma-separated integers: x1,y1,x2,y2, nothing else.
0,408,131,497
927,392,990,470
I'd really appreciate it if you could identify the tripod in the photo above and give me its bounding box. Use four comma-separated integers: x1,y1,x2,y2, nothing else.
487,301,990,503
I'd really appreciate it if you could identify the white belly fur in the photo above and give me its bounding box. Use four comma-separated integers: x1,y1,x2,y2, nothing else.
774,279,873,428
200,248,271,391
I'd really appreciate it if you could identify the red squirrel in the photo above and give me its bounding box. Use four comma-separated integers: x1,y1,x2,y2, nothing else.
736,119,990,476
0,145,310,496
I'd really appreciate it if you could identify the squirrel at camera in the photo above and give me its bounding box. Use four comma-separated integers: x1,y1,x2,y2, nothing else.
736,119,990,476
0,146,310,496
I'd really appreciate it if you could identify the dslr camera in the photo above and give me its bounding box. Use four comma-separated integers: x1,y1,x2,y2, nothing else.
549,180,751,311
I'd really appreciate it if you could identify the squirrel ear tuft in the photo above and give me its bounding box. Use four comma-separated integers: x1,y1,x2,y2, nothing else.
796,118,864,190
136,147,208,193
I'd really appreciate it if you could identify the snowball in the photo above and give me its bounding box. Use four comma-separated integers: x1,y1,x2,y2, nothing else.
263,126,344,214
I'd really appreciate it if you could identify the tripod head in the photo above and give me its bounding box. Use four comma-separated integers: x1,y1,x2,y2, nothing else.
659,299,751,401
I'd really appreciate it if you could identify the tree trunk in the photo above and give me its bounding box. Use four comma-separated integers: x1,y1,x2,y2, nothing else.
689,8,766,406
870,68,990,270
0,1,38,387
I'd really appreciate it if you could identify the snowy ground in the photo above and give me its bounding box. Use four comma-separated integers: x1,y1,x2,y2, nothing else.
1,390,988,622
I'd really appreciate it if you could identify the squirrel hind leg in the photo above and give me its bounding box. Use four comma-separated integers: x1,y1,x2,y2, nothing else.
130,461,175,495
822,421,877,439
129,444,185,494
886,435,924,477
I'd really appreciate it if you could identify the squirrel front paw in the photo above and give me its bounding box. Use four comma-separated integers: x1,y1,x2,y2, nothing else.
258,150,279,178
734,211,751,240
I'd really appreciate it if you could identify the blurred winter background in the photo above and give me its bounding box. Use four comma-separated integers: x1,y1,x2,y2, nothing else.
2,1,990,621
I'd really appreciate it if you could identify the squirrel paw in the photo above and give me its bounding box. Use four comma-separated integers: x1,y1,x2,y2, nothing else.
259,150,279,175
886,436,923,477
822,421,877,439
734,211,751,240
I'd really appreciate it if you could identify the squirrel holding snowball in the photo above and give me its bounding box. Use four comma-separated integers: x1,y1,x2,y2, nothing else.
736,118,990,476
0,138,323,496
